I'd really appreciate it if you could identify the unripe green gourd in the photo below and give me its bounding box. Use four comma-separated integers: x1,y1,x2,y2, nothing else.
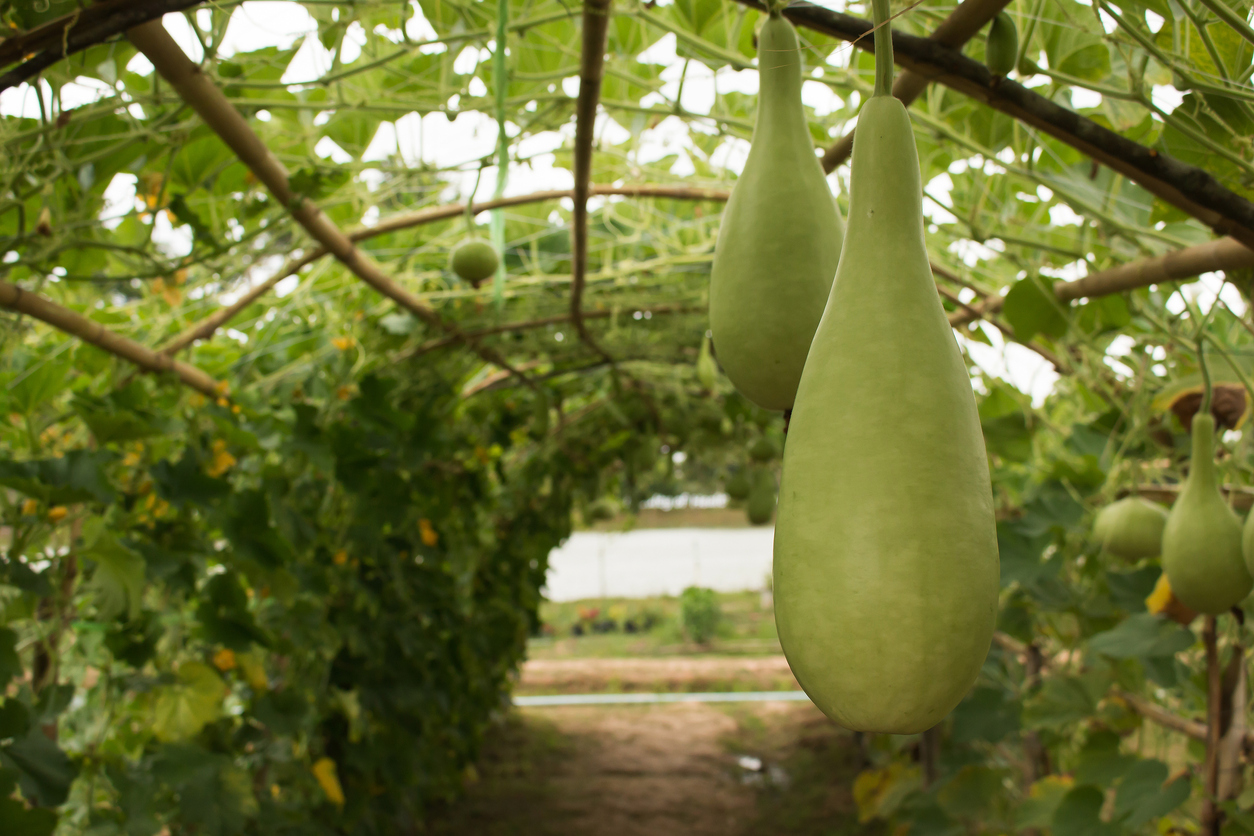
1092,497,1168,560
747,468,776,526
1162,414,1251,614
750,436,779,463
708,11,844,411
449,238,499,286
773,3,999,734
985,12,1018,76
726,468,752,501
696,336,718,391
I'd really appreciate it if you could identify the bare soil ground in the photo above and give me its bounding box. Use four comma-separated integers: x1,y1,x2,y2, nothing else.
427,656,882,836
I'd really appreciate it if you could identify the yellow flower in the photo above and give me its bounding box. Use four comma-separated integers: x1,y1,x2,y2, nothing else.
419,519,438,547
214,380,230,396
207,440,236,478
333,550,348,566
189,394,206,408
213,648,237,672
122,450,142,467
312,758,345,807
270,784,281,799
46,506,69,523
336,385,353,401
331,336,356,351
21,498,37,516
217,397,230,408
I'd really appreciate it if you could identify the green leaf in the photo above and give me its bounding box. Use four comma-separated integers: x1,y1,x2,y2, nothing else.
81,527,147,622
951,686,1020,743
0,629,21,691
0,727,79,807
151,663,225,742
1113,759,1192,828
1052,786,1119,836
196,572,269,650
1003,275,1068,343
6,351,72,414
1074,730,1137,788
1088,613,1195,660
322,111,382,159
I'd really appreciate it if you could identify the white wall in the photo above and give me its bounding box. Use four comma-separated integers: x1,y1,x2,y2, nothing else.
543,527,774,602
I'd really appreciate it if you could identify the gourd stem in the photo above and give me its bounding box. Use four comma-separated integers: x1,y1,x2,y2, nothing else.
1198,339,1213,416
871,0,894,97
465,164,486,237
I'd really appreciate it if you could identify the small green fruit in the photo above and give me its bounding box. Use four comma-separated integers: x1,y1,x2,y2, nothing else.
747,468,776,526
726,468,751,501
449,238,499,286
985,13,1018,76
750,436,779,463
1093,497,1168,560
696,336,718,391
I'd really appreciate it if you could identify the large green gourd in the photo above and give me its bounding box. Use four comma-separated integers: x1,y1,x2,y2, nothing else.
1092,497,1168,560
1162,414,1251,613
772,2,998,735
708,9,844,411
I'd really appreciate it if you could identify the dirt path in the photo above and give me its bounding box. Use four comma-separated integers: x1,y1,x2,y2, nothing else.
517,654,799,694
428,657,874,836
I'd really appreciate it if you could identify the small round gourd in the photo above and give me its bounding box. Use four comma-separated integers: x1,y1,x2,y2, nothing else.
1092,497,1168,560
449,238,499,286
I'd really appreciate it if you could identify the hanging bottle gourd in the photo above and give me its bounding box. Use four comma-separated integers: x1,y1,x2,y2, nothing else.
1092,497,1168,561
1164,346,1252,613
449,166,500,288
747,467,777,526
696,334,718,392
772,0,999,735
708,1,844,411
984,12,1018,76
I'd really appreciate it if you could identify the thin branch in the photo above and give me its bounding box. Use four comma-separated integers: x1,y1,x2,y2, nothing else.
732,0,1254,247
162,185,728,352
398,303,705,361
1112,688,1210,742
822,0,1013,172
570,0,615,364
125,20,537,388
0,280,221,397
948,236,1254,327
0,0,206,92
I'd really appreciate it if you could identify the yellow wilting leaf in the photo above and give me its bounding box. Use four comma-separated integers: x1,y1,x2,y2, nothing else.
419,519,438,547
235,649,269,691
852,762,920,823
46,506,68,523
1145,573,1198,625
333,550,348,566
336,385,353,401
312,758,345,807
213,648,237,672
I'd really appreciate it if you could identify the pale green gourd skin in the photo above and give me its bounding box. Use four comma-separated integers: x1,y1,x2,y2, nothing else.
1243,490,1254,577
1162,414,1251,614
708,13,844,411
773,96,999,735
1093,497,1168,560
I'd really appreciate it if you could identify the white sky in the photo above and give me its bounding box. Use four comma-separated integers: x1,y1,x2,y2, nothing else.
5,0,1208,408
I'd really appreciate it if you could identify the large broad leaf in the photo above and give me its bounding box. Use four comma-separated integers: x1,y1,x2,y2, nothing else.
0,769,57,836
1003,275,1069,343
0,451,116,505
1052,785,1119,836
1113,758,1191,828
1074,730,1137,788
0,727,79,807
951,686,1020,743
1088,613,1195,660
196,572,269,650
5,351,72,415
151,663,225,742
81,524,147,622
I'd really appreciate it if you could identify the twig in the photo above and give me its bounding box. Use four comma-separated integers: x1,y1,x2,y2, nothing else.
0,280,222,397
730,0,1254,247
569,0,616,364
0,0,206,92
1203,615,1221,836
125,20,537,389
822,0,1014,172
164,185,728,353
948,236,1254,328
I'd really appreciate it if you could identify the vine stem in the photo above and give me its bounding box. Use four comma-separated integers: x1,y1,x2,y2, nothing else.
1203,614,1221,836
491,0,510,309
871,0,894,96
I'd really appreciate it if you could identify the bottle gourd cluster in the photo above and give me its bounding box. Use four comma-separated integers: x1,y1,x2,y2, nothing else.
709,0,999,734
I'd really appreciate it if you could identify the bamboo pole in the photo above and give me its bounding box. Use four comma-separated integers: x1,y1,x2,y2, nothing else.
0,280,222,397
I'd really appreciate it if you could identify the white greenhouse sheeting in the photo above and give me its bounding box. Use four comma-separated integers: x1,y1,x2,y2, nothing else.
543,527,774,601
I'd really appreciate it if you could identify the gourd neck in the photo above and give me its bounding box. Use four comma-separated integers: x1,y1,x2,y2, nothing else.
756,17,804,134
871,0,894,97
1188,414,1219,492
